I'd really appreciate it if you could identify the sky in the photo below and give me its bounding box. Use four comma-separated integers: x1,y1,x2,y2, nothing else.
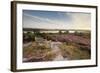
23,10,91,30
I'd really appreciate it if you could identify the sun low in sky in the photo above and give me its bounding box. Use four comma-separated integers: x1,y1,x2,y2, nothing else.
23,10,91,30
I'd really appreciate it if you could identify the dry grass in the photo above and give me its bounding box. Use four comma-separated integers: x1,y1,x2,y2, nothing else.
59,44,91,60
23,42,56,62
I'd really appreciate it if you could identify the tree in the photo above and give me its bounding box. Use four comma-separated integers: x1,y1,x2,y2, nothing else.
26,31,35,41
59,30,62,34
64,30,69,34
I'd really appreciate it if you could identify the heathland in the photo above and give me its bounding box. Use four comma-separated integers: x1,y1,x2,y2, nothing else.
23,30,91,62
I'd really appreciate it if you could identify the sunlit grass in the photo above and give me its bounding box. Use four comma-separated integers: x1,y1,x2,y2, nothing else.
59,44,90,60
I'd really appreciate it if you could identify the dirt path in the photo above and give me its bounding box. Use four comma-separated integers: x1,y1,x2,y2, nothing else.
23,41,68,62
50,42,68,61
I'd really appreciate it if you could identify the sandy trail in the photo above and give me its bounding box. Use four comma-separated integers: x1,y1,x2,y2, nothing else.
50,42,68,61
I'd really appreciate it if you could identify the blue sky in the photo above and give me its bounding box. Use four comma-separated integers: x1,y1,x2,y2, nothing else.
23,10,91,30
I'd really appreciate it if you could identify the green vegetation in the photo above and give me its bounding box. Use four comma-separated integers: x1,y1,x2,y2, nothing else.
23,31,35,43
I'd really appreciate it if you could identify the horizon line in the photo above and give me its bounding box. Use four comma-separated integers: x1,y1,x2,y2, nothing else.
23,28,91,31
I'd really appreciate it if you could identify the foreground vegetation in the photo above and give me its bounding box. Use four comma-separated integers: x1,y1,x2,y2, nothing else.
23,30,91,62
59,43,90,60
23,43,56,62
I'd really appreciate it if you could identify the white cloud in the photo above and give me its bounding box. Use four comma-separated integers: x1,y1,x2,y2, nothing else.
23,12,91,30
65,13,91,30
23,13,69,29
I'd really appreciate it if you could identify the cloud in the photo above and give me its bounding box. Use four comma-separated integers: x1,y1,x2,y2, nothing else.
65,13,91,30
23,13,69,29
23,13,60,29
23,12,91,30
